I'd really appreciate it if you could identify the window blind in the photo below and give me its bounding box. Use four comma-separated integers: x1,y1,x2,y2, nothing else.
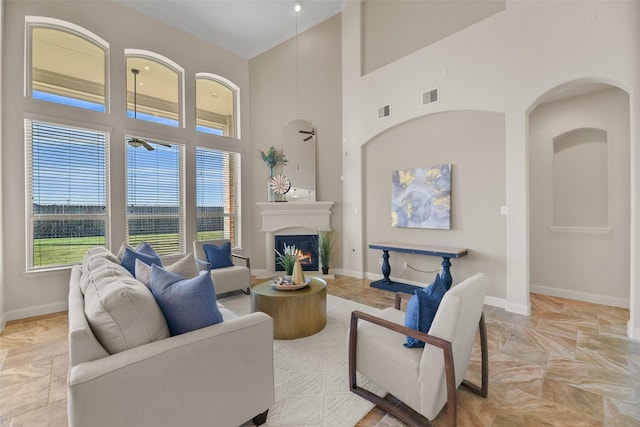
195,147,241,247
126,140,184,255
25,119,109,269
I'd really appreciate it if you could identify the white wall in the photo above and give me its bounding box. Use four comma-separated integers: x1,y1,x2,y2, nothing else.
2,0,250,320
249,15,343,272
0,0,5,329
342,0,640,334
530,88,630,307
363,111,506,299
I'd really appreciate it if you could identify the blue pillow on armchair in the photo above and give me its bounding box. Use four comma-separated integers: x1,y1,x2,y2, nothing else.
203,241,234,269
404,273,447,348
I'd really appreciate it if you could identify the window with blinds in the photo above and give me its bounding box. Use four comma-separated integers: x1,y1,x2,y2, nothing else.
196,147,241,247
25,119,109,270
126,138,184,255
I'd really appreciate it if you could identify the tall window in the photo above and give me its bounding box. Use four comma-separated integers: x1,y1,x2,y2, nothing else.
26,119,109,270
126,51,184,128
27,17,108,112
126,137,184,255
196,147,241,247
195,73,239,138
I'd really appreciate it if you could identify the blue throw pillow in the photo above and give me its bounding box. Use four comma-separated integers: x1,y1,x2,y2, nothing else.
203,242,234,269
121,243,163,276
150,265,223,336
404,274,447,348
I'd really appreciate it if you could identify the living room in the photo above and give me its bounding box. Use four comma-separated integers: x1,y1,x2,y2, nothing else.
1,0,639,426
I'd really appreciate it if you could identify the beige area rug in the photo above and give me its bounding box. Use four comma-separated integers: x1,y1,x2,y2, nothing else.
219,293,386,427
374,414,406,427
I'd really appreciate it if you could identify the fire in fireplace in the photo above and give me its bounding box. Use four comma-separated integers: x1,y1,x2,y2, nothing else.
274,234,318,272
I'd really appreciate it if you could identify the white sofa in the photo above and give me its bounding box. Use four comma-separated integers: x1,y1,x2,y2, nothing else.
67,248,274,427
193,239,251,295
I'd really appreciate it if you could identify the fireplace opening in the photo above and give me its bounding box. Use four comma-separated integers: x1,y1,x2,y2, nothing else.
275,234,318,272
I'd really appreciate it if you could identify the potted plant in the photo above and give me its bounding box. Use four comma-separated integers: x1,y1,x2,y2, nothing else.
316,230,334,275
259,146,287,202
275,243,297,279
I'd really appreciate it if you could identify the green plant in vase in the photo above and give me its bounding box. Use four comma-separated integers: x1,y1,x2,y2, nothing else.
315,230,334,274
275,243,297,278
258,146,287,202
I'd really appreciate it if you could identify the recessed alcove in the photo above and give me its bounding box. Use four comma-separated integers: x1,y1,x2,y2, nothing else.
552,127,608,229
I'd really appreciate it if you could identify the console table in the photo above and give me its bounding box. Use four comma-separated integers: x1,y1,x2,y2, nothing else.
368,242,468,293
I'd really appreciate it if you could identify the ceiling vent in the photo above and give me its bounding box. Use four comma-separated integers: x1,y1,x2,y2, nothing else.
422,88,439,106
378,104,391,119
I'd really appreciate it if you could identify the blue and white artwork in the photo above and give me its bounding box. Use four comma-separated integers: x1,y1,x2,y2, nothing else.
391,164,451,229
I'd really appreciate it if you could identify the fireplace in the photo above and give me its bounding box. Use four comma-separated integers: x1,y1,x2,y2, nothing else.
275,234,318,272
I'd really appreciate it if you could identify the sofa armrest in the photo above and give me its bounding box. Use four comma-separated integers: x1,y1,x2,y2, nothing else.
232,253,251,269
68,312,274,427
194,256,210,271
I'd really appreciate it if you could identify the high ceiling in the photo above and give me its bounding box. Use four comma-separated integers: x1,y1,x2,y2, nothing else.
116,0,347,59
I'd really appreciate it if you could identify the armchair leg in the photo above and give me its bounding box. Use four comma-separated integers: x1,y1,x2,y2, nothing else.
252,409,269,426
460,312,489,398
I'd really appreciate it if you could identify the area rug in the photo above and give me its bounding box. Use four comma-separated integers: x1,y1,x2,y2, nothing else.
219,293,386,427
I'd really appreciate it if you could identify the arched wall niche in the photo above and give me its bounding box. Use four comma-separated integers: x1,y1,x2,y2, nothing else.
361,109,507,300
528,79,631,311
552,127,608,228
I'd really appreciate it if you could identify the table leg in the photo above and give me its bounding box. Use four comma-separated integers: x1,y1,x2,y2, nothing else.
440,257,452,289
381,250,391,282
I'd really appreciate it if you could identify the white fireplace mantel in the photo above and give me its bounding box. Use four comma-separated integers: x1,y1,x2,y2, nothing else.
256,201,334,274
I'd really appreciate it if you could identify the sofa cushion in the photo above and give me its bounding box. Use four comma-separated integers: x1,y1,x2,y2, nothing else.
404,274,447,348
203,241,234,269
83,262,170,354
135,253,200,289
150,265,223,336
121,244,162,276
80,248,130,294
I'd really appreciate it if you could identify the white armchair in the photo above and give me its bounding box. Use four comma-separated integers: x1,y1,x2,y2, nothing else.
193,239,251,295
349,273,488,427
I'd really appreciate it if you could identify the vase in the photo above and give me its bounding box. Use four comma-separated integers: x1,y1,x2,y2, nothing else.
321,266,329,275
267,176,275,202
292,258,305,285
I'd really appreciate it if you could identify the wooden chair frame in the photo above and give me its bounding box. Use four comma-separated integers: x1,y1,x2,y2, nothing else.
348,294,488,427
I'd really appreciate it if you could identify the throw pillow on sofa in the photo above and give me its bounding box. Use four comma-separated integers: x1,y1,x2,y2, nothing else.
150,265,223,336
135,252,200,288
121,243,163,276
404,273,447,348
83,262,170,354
203,241,234,269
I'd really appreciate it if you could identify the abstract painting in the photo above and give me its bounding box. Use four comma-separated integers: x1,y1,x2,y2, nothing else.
391,164,451,229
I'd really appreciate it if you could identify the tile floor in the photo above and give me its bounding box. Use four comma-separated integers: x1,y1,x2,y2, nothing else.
1,275,639,426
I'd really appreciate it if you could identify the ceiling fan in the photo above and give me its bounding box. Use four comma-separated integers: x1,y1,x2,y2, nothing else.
126,137,171,151
299,128,315,142
127,68,172,151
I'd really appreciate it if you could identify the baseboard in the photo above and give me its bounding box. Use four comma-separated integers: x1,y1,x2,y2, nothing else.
484,295,507,309
5,301,68,322
627,321,640,342
505,300,531,316
0,312,7,332
530,283,630,308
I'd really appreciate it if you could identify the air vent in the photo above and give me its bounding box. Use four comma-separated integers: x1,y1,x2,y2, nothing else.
378,104,390,119
422,88,439,106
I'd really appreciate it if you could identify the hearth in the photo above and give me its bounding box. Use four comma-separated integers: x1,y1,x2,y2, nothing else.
275,234,318,272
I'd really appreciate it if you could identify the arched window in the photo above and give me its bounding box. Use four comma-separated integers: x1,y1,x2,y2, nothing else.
125,50,184,128
195,73,240,138
26,16,108,112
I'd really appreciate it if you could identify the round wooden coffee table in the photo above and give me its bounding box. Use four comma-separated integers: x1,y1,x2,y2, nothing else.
250,277,327,340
